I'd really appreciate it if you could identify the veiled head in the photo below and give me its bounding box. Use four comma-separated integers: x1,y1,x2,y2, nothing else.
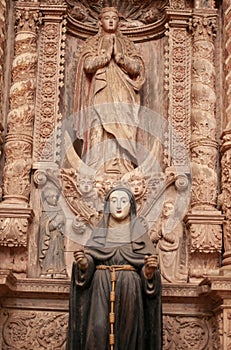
104,187,137,221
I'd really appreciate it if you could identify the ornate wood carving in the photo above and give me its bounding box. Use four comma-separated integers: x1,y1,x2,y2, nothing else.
220,0,231,271
0,4,38,252
0,1,230,349
164,24,191,168
186,9,224,280
163,315,220,349
2,310,68,349
189,12,218,210
33,5,66,167
66,0,169,41
3,6,40,203
0,0,6,127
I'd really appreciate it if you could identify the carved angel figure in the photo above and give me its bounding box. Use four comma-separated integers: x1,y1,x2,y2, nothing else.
74,7,145,175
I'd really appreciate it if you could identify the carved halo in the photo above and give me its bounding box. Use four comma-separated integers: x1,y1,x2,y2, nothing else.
66,0,169,41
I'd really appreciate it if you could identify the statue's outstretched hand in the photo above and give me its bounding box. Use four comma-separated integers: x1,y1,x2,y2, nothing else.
144,255,158,280
74,249,88,271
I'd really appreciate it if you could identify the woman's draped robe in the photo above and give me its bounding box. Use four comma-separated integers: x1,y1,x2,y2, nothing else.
74,32,145,174
67,227,162,350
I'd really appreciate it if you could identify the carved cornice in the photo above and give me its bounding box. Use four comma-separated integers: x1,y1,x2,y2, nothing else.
0,270,17,297
199,276,231,300
185,211,224,225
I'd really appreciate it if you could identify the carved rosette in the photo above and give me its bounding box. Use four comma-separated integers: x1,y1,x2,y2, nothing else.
163,315,220,349
3,7,41,203
33,7,66,166
2,310,68,349
169,0,185,9
220,0,231,269
164,25,191,167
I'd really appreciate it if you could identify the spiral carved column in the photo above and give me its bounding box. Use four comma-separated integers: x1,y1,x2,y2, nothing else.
0,3,40,273
185,8,224,281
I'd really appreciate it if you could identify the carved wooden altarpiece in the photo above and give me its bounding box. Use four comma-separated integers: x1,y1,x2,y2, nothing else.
0,0,231,349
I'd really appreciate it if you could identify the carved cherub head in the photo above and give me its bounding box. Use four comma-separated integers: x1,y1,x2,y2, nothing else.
129,174,147,200
77,175,94,196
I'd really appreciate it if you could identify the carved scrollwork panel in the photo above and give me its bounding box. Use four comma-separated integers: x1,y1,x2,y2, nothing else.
163,315,220,349
2,310,68,350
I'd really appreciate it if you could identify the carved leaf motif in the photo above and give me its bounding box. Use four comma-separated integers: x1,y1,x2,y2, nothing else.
2,311,68,349
0,218,28,247
163,316,210,349
190,224,222,253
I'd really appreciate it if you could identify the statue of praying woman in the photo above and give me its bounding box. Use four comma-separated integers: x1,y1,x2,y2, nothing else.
67,187,162,350
74,7,145,175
